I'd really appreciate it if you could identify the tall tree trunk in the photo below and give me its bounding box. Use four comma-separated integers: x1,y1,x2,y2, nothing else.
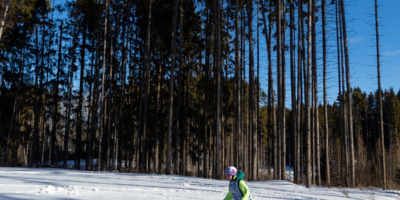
64,0,79,169
247,0,256,181
311,84,315,184
311,0,321,186
340,0,355,188
214,0,222,180
300,0,307,182
39,16,45,168
290,0,298,184
295,0,302,183
85,76,92,170
281,0,286,180
176,1,184,175
271,1,277,180
263,0,276,179
240,3,244,171
142,0,153,173
76,21,87,170
374,0,386,190
297,10,303,184
204,5,211,178
32,23,40,167
155,59,162,173
98,0,109,171
234,0,241,170
256,0,260,180
225,0,230,174
306,0,312,188
261,0,270,177
107,28,115,172
86,33,95,171
91,32,100,171
166,0,178,175
322,0,330,186
276,0,282,180
335,0,341,179
336,0,346,183
118,2,127,172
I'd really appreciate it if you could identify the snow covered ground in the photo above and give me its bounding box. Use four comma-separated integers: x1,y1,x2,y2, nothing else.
0,167,399,200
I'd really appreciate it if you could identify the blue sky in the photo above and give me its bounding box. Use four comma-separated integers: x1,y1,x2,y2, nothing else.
345,0,400,94
254,0,400,105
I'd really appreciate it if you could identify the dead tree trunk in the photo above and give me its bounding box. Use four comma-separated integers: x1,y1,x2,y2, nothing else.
374,0,386,190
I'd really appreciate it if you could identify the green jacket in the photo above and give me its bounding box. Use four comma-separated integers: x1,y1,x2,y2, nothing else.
224,170,251,200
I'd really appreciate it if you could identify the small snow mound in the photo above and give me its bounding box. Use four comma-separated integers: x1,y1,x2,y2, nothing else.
180,183,190,186
38,185,56,194
93,188,99,191
38,185,78,196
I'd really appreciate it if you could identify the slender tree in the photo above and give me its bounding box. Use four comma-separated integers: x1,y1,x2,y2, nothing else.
374,0,386,189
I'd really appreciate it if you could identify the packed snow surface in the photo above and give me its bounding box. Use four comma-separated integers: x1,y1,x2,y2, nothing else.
0,167,398,199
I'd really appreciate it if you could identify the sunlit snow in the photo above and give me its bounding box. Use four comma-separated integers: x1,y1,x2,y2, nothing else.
0,167,398,199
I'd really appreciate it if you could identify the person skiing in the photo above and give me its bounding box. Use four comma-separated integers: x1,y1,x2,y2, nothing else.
223,166,251,200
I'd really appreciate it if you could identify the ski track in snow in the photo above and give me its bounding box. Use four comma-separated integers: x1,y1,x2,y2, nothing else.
0,167,399,200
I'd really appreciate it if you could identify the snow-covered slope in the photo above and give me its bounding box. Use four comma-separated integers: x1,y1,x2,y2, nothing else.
0,167,398,199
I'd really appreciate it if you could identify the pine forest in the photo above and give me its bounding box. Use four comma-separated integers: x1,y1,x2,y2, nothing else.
0,0,399,190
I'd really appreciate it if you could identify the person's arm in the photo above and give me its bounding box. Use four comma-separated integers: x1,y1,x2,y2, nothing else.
223,189,232,200
239,180,250,200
